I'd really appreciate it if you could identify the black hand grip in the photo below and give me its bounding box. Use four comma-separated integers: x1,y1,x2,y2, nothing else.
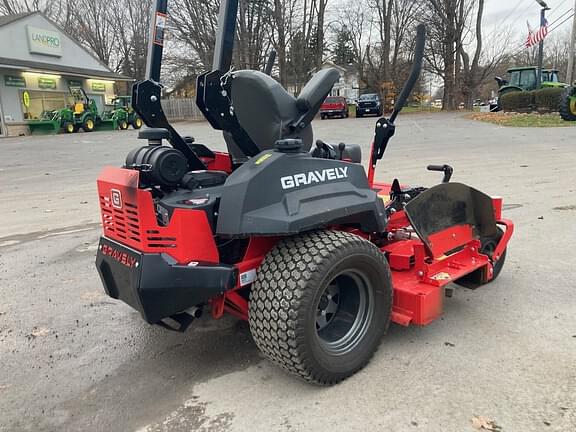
390,24,426,123
427,164,453,183
264,50,276,75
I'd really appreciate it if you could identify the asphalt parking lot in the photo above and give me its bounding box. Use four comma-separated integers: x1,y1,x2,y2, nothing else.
1,112,575,432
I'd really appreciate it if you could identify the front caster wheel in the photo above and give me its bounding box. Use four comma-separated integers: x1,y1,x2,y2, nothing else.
249,230,392,385
455,227,507,288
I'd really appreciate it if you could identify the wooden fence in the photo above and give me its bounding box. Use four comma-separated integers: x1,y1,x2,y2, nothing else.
161,98,205,121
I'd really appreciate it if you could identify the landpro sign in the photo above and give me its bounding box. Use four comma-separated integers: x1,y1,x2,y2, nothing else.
27,25,62,57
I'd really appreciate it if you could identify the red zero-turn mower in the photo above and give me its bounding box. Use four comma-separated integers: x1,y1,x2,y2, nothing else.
95,0,514,384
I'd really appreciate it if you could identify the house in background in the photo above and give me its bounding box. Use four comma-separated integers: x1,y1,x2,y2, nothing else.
312,61,360,102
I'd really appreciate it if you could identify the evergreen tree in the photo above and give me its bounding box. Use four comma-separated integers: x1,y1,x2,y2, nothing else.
332,26,355,66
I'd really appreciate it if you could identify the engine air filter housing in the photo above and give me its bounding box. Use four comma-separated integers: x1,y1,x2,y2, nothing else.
125,145,188,187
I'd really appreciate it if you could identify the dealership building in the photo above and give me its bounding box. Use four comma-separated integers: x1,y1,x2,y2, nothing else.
0,12,131,136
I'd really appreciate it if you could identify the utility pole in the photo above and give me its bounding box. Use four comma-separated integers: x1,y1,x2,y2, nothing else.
535,0,550,88
566,0,576,84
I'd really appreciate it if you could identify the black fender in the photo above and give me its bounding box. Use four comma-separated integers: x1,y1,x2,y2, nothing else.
216,151,386,236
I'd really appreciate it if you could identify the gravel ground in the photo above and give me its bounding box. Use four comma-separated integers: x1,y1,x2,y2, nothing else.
0,112,575,432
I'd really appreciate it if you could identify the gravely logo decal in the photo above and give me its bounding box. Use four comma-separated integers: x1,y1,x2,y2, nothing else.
280,167,348,190
101,244,138,268
111,189,122,209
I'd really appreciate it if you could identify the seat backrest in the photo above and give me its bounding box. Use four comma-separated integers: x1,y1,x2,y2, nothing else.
74,102,84,114
230,70,312,155
229,68,340,157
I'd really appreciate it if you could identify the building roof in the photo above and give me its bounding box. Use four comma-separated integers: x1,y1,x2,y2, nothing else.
0,12,131,81
0,57,132,81
0,12,35,27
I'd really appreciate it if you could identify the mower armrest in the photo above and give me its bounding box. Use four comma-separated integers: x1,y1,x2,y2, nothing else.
294,68,341,126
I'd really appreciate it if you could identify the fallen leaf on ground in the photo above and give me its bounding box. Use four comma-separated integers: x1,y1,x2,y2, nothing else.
471,415,501,431
30,327,50,338
0,384,11,390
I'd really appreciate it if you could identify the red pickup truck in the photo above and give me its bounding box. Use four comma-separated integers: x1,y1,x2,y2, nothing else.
320,96,349,119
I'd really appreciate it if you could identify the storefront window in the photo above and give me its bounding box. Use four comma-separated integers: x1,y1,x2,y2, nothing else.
23,91,67,120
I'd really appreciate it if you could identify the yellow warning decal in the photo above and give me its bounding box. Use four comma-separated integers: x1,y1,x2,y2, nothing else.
255,153,273,165
431,272,451,281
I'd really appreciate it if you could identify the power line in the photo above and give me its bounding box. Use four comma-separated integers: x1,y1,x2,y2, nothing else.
509,8,574,54
510,10,575,58
548,0,571,20
497,0,529,28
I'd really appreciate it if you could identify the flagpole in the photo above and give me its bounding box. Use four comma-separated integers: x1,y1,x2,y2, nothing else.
535,0,550,88
566,0,576,84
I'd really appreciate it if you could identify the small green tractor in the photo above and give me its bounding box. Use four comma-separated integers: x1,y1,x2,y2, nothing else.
28,107,75,135
100,96,143,130
28,86,102,134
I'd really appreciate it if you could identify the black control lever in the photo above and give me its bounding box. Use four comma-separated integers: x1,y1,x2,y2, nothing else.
427,164,454,183
264,50,277,75
371,24,425,167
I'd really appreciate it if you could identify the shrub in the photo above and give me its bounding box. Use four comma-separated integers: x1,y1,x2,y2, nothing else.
501,91,534,112
533,87,564,112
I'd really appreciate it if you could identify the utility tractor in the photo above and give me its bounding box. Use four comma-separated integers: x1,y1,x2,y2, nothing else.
101,96,144,130
67,86,101,132
95,0,514,385
495,66,567,96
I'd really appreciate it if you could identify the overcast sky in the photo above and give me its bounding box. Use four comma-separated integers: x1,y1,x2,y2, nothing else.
484,0,573,37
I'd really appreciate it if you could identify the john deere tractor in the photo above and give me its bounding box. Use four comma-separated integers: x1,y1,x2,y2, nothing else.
496,67,566,95
100,96,143,130
493,66,568,111
68,86,101,132
559,86,576,121
28,107,74,135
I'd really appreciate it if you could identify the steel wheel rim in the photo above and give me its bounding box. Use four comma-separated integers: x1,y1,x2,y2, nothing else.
86,119,94,129
315,269,374,355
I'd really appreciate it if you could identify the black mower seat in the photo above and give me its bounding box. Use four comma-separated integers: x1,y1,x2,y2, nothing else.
230,68,340,155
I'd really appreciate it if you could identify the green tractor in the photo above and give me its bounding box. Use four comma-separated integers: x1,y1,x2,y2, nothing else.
29,86,100,134
68,86,100,132
100,96,143,130
559,86,576,121
28,107,74,135
494,66,568,111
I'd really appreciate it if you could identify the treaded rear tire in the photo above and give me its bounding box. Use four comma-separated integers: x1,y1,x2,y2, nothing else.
249,230,392,385
559,87,576,121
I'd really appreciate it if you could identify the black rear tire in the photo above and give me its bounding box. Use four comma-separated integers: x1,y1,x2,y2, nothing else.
559,87,576,121
249,230,392,385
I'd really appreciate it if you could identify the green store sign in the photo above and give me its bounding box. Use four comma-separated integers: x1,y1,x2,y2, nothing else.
91,82,106,92
38,77,56,89
5,75,26,87
68,79,83,87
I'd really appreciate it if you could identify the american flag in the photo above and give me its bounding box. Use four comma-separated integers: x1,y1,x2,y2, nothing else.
525,18,549,48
